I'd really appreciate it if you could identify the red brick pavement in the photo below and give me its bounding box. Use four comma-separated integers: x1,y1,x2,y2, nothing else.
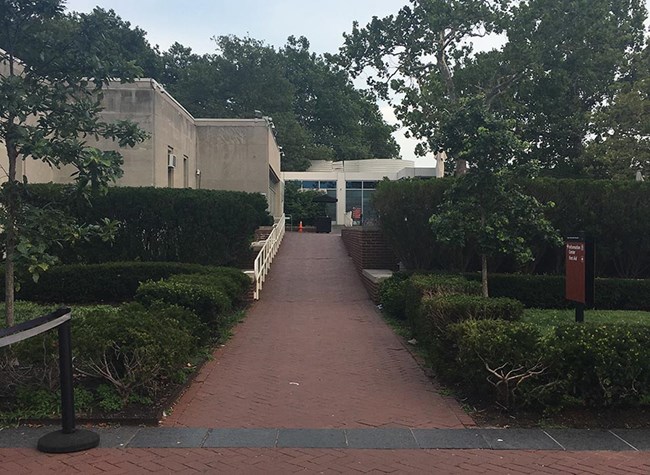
1,447,649,474
163,232,472,429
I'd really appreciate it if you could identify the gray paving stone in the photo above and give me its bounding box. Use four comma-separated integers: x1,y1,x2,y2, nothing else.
277,429,346,448
479,429,560,450
412,429,489,449
346,428,417,449
0,426,55,448
545,429,634,451
127,427,209,448
203,429,278,448
96,426,140,448
610,429,650,451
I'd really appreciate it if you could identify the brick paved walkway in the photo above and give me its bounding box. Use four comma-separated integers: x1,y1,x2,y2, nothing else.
163,232,471,429
2,232,650,473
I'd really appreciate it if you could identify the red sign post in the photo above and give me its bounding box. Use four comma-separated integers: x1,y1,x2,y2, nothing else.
565,236,595,322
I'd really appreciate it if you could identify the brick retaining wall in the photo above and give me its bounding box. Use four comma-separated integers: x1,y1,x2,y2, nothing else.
341,227,397,303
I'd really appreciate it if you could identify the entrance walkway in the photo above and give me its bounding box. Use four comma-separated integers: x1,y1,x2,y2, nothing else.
163,232,472,429
1,233,649,473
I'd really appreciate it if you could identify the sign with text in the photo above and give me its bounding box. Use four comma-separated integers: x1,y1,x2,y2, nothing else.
565,236,595,306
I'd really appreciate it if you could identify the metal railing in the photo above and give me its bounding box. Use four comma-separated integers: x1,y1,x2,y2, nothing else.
253,214,286,300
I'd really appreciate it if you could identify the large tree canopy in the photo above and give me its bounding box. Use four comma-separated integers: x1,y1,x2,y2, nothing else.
160,35,399,171
339,0,647,176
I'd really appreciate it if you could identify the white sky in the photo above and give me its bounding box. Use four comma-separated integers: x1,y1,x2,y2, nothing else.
64,0,650,166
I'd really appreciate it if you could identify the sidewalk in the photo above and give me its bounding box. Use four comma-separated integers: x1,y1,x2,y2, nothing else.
1,232,649,473
162,232,471,429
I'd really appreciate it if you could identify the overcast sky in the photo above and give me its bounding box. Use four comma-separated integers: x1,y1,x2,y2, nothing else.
63,0,650,165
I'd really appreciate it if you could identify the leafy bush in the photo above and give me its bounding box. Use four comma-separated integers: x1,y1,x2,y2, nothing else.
168,269,251,306
546,324,650,406
12,262,223,304
24,184,272,267
378,273,410,320
442,320,547,408
135,280,231,332
404,274,481,332
72,302,197,406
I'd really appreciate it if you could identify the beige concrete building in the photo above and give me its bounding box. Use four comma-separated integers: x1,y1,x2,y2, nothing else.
0,69,284,217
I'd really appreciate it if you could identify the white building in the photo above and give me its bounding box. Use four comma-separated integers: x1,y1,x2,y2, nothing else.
283,159,438,226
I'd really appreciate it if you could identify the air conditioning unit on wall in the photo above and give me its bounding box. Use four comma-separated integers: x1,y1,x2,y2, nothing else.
168,153,177,168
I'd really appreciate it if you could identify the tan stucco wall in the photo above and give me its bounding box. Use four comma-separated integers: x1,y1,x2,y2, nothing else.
195,119,270,194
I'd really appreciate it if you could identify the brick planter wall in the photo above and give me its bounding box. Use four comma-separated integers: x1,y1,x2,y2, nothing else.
341,227,397,303
341,227,399,272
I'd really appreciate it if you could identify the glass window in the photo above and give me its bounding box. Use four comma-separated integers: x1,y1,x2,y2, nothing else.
320,180,337,189
302,180,319,189
346,181,362,189
363,181,378,189
346,189,362,212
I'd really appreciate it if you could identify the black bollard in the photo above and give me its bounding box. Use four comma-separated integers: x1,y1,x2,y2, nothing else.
37,313,99,453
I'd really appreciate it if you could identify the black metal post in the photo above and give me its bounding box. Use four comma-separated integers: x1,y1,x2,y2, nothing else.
575,303,585,323
58,320,75,434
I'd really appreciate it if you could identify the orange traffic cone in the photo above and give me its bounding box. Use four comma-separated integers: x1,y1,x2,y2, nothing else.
298,221,303,233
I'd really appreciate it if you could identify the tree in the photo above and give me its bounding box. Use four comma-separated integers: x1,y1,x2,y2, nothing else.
339,0,646,175
429,98,561,296
0,0,147,325
161,35,398,171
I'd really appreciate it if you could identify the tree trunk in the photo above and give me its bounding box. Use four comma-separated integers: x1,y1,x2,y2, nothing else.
481,253,489,298
5,140,17,327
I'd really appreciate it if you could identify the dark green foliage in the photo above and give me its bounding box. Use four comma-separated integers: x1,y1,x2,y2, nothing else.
168,271,251,307
373,179,453,270
546,324,650,406
465,273,650,310
135,280,231,332
283,182,329,225
442,320,546,407
72,302,196,405
24,185,271,267
374,178,650,279
378,273,410,321
11,262,223,303
404,274,481,332
417,295,524,353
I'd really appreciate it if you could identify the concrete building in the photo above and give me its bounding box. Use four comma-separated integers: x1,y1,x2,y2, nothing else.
0,71,284,218
283,159,437,226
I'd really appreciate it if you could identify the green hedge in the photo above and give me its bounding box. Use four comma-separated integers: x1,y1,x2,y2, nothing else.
10,262,241,304
404,274,481,332
432,319,650,409
135,280,231,332
547,324,650,407
373,178,650,278
465,273,650,310
24,184,272,267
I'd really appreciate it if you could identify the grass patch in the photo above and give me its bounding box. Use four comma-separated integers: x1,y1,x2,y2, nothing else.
523,308,650,334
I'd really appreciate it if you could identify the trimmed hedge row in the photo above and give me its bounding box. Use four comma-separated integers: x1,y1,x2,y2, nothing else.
373,178,650,278
1,264,252,418
464,273,650,310
440,320,650,408
9,262,246,304
24,184,272,267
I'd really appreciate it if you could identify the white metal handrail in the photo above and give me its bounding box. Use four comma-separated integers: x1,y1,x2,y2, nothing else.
253,214,286,299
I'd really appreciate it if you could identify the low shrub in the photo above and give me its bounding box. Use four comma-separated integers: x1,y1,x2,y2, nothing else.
546,323,650,407
13,262,221,304
168,269,251,306
378,273,410,320
135,280,231,332
404,274,481,333
443,320,547,408
72,302,197,407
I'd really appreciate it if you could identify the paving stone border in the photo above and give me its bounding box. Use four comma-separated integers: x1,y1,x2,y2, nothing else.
0,427,646,451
